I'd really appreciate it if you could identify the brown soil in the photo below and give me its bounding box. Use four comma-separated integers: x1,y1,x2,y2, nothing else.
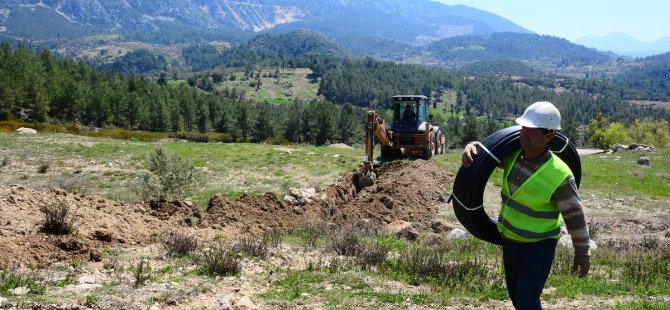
0,160,454,269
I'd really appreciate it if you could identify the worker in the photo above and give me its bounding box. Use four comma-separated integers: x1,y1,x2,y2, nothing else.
402,104,416,122
461,101,591,310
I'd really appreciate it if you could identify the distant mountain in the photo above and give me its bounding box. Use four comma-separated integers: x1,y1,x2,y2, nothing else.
178,30,614,72
573,32,670,57
0,0,530,44
426,32,611,65
180,29,346,71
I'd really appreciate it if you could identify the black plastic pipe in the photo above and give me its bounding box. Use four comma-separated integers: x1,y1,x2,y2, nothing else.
450,125,582,245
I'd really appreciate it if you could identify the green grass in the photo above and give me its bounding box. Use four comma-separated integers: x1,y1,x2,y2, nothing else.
258,268,437,308
580,149,670,198
0,132,363,207
216,68,319,103
0,269,47,297
261,223,670,307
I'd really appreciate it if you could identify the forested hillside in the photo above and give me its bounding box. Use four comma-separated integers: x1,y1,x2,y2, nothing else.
0,44,365,146
182,30,345,71
457,59,540,76
426,32,610,65
176,30,614,74
1,43,669,148
612,52,670,100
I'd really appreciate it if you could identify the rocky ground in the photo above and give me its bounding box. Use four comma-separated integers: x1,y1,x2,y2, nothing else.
1,158,669,309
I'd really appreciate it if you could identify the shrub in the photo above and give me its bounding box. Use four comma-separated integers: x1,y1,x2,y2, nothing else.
262,228,285,248
233,236,269,258
127,130,166,142
32,123,68,133
80,128,166,142
207,132,234,143
395,245,505,291
132,259,152,288
171,131,209,143
140,147,198,198
265,136,291,145
0,120,23,132
0,111,20,122
40,201,79,235
161,230,198,257
102,249,122,271
37,163,50,173
0,268,46,295
328,231,361,256
623,252,670,285
65,124,81,134
355,242,389,268
85,294,99,306
195,243,241,276
293,221,331,249
641,235,659,250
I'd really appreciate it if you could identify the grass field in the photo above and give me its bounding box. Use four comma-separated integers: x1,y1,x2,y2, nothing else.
216,68,320,103
0,132,363,206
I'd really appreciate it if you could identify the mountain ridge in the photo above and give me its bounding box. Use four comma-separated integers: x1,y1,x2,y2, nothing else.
0,0,530,44
573,32,670,57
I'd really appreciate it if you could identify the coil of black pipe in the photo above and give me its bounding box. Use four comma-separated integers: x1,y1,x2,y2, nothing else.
450,125,582,245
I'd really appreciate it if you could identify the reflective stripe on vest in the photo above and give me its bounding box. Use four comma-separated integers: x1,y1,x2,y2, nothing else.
497,149,572,243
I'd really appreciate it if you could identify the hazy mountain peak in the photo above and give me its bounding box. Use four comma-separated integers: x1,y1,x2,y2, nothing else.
574,32,670,57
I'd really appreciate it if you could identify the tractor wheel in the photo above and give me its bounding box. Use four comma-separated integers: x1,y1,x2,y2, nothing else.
423,135,435,160
437,131,445,155
434,137,442,155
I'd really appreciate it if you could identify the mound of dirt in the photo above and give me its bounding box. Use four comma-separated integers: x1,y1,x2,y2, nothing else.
325,160,454,226
0,160,455,267
0,186,194,268
206,192,324,234
205,160,455,233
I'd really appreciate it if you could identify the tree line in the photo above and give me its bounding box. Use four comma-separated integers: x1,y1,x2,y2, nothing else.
2,43,669,149
0,43,365,146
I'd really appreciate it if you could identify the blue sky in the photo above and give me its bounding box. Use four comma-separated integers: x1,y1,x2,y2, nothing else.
434,0,670,42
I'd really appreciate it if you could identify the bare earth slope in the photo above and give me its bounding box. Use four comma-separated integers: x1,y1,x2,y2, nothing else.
0,160,454,269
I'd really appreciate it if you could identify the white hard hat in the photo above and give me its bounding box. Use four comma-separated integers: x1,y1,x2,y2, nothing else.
515,101,561,130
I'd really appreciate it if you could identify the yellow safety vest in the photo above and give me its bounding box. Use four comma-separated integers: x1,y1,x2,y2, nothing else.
497,149,573,243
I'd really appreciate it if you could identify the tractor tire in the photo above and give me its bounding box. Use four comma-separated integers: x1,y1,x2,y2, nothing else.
423,133,436,160
436,131,445,155
450,125,581,245
422,145,433,160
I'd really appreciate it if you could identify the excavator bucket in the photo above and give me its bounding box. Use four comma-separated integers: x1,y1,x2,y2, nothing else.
355,159,376,189
355,169,376,189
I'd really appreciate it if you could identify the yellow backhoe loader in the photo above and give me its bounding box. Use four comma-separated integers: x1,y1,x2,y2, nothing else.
355,95,446,188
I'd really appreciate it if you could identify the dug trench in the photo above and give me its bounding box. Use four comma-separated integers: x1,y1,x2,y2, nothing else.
0,160,455,268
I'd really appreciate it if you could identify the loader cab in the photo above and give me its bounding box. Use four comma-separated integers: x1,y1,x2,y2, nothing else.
391,95,428,133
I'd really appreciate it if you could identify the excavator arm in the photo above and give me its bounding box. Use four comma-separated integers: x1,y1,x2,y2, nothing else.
358,110,392,188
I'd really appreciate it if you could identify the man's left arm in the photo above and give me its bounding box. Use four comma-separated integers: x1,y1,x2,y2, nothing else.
553,176,591,277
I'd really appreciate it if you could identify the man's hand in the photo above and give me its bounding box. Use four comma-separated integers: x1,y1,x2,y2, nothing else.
572,260,590,278
461,142,479,168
